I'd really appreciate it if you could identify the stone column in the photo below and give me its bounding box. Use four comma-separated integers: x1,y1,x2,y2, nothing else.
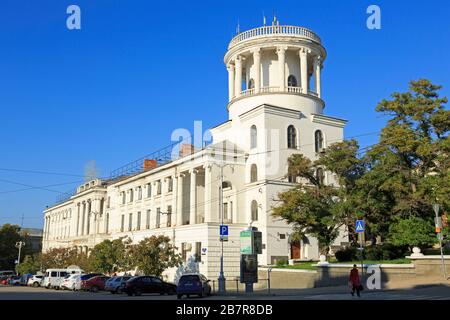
204,164,212,223
315,56,322,98
85,200,91,235
277,46,286,91
227,63,235,101
81,202,86,236
176,173,184,226
299,48,309,94
253,49,261,93
234,56,242,97
189,169,197,224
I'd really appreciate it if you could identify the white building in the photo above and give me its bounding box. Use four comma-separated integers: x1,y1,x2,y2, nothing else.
43,21,348,280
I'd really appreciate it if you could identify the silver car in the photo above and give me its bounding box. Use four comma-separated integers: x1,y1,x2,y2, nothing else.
104,276,132,294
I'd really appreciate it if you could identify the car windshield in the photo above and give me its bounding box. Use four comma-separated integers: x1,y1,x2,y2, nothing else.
179,275,199,283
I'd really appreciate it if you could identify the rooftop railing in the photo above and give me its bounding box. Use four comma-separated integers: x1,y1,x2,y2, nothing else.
228,25,321,49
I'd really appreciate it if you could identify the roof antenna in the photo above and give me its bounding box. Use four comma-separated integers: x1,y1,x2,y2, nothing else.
236,19,240,34
263,11,267,26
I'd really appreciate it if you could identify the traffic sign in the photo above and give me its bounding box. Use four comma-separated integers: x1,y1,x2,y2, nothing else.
356,220,365,233
220,225,228,242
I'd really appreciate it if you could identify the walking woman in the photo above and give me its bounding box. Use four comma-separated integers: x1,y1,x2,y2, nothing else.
349,264,362,297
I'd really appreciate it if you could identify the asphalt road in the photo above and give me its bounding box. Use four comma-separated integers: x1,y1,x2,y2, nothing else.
1,284,450,300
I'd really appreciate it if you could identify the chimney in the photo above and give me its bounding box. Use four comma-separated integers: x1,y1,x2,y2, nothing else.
179,144,195,157
143,159,158,171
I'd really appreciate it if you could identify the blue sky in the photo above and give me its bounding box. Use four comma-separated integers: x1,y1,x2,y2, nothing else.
0,0,449,228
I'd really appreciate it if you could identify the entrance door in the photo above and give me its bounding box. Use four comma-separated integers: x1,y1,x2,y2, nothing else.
290,241,301,259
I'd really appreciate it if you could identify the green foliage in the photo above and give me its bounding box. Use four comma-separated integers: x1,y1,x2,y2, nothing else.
274,140,364,254
335,247,358,262
276,259,288,266
16,254,41,274
363,244,408,261
128,235,182,277
88,238,130,274
40,247,91,271
0,224,24,269
388,217,437,249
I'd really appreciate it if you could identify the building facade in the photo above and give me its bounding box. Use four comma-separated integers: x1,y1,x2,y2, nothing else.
43,22,348,280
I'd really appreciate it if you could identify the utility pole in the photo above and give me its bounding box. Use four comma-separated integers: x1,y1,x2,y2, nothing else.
15,241,25,268
433,203,447,279
218,163,226,294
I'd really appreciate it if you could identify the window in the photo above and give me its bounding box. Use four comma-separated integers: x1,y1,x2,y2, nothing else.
287,125,297,149
128,213,132,231
167,177,173,193
107,196,111,208
248,78,255,90
181,243,188,261
316,168,325,185
250,125,257,149
250,164,258,183
156,208,161,228
223,203,228,220
146,183,152,198
222,181,232,189
105,213,109,233
251,200,258,222
137,211,141,231
137,187,142,200
156,181,162,195
195,242,202,262
121,192,126,205
230,201,233,222
129,189,134,202
120,215,125,232
167,206,172,227
288,174,297,183
146,210,150,229
288,75,298,87
315,130,324,153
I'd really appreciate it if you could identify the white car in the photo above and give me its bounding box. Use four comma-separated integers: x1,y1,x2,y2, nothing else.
60,274,82,291
27,275,44,287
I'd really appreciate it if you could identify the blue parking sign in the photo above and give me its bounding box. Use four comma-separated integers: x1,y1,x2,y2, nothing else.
355,220,365,233
220,225,228,236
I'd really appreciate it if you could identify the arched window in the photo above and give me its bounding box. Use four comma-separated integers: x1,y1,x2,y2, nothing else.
222,181,232,189
248,78,255,90
251,200,258,222
250,164,258,183
287,125,297,149
315,130,324,153
288,75,298,87
316,168,325,185
250,125,257,149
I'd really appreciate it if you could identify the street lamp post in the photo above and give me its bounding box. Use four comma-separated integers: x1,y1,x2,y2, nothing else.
218,164,226,294
15,241,25,267
433,203,447,279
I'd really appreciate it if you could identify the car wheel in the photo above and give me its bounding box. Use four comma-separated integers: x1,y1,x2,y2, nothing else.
187,294,190,298
110,291,116,294
177,294,182,299
168,288,175,295
199,290,204,298
33,282,39,287
135,289,142,296
117,287,122,294
91,286,99,293
207,288,212,296
127,292,133,296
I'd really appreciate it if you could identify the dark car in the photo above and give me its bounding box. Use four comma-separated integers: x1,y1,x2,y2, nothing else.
177,274,211,299
124,276,176,296
81,275,110,292
79,273,103,281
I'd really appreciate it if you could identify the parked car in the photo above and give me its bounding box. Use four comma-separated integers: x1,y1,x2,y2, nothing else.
60,274,82,291
79,273,103,281
105,276,132,294
176,274,211,299
0,271,15,278
9,276,22,286
42,269,69,289
81,276,110,292
124,276,177,296
27,275,44,287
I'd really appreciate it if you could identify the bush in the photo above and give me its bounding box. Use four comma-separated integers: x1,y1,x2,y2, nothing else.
276,259,288,266
335,247,358,262
364,243,408,261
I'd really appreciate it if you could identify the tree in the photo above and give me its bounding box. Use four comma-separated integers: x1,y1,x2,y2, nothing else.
388,217,437,250
273,140,365,255
16,254,42,275
40,247,90,271
367,79,449,219
88,238,130,274
0,224,23,269
128,236,182,277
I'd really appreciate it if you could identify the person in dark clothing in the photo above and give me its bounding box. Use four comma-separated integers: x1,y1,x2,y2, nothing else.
349,264,361,297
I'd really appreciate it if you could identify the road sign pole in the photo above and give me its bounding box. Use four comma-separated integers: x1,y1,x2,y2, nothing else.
218,165,226,294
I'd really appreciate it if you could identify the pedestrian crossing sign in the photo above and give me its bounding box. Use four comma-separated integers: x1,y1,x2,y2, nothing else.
356,220,365,233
